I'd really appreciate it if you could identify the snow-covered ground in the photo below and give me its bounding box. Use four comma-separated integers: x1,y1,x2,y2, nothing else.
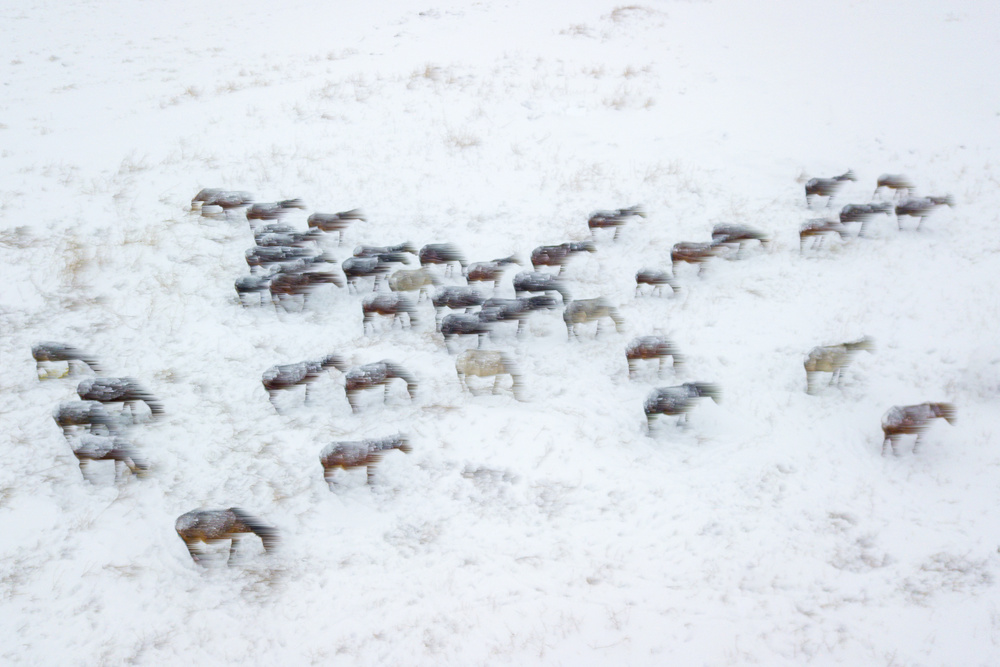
3,0,1000,663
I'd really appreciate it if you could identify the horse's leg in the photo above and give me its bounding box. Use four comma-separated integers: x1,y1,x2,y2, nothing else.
303,382,310,405
366,464,376,485
492,375,501,394
658,357,665,377
227,537,239,565
78,459,88,479
628,359,636,378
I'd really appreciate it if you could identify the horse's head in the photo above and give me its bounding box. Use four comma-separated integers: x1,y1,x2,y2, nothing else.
930,402,957,425
689,382,721,404
321,354,348,372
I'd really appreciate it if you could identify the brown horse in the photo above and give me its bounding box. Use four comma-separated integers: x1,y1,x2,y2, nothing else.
873,174,915,200
362,293,419,334
895,196,954,230
799,218,850,251
307,209,367,245
419,243,467,275
175,508,279,565
671,241,725,274
465,255,521,286
805,170,855,207
881,403,956,455
270,270,344,311
588,206,645,241
262,354,347,410
530,241,596,274
626,336,684,378
320,434,412,486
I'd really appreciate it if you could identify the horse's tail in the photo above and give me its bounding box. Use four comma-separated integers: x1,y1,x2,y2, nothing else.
230,508,279,553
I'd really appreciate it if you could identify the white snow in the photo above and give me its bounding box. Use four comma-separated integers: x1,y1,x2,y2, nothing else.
3,0,1000,663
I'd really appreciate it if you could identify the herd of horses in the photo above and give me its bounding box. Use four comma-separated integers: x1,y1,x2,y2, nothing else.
35,171,957,566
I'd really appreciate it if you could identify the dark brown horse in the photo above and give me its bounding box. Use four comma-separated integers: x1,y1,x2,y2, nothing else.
895,196,954,230
344,361,417,412
419,243,467,275
465,255,521,286
873,174,915,200
799,218,850,251
362,293,419,333
175,508,279,565
635,268,680,297
71,434,148,482
588,206,645,241
270,270,344,311
881,403,956,455
839,202,894,237
530,241,596,274
671,241,725,274
320,434,412,486
711,223,770,256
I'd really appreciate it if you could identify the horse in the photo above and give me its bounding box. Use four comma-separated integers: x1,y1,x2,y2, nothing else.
432,286,485,321
344,361,417,412
711,223,770,257
194,189,253,218
269,270,344,311
512,271,571,302
388,267,440,302
588,205,646,241
175,508,279,566
440,313,493,350
455,349,523,399
895,196,954,230
799,218,850,251
530,241,596,274
245,245,332,274
465,255,521,286
262,354,347,410
253,228,323,248
77,377,164,421
235,274,274,307
479,296,558,337
839,202,894,237
644,382,720,430
419,243,467,275
626,336,684,378
804,336,874,394
70,434,148,482
354,242,418,261
635,268,680,297
671,241,725,275
246,199,307,223
881,402,956,456
307,209,367,245
804,170,855,207
563,298,624,339
54,401,122,437
362,293,419,334
341,256,393,292
320,434,412,486
32,342,102,379
873,174,915,200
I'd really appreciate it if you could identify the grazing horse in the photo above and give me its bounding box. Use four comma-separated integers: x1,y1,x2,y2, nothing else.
307,209,367,245
644,382,720,430
635,268,680,297
32,342,102,379
175,508,279,565
805,170,855,207
440,313,493,350
711,223,770,257
530,242,596,274
804,336,874,394
246,199,307,223
455,349,523,399
194,189,253,217
799,218,850,251
881,403,956,456
71,434,148,482
354,242,418,261
588,205,646,241
341,256,393,292
626,336,684,378
671,241,725,275
245,245,332,274
388,267,440,301
362,293,419,333
54,401,122,437
419,243,467,275
895,196,954,230
873,174,915,200
839,202,894,237
465,255,521,286
320,434,412,486
262,354,347,409
512,271,571,302
77,377,163,421
254,228,323,248
432,286,485,321
344,361,417,412
270,270,344,311
563,298,624,339
479,296,558,337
